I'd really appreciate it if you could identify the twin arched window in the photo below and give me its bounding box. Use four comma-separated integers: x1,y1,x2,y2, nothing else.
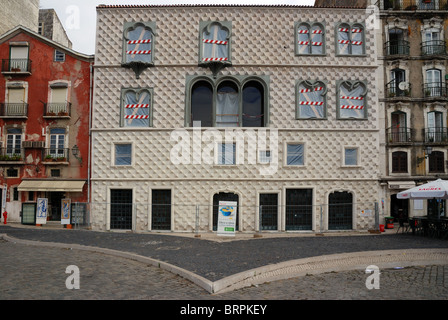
188,77,267,127
296,23,325,55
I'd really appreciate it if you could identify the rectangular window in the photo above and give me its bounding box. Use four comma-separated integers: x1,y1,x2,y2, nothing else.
49,128,66,158
286,143,304,166
6,128,22,156
218,143,236,165
51,169,61,177
13,187,19,201
259,150,272,164
54,50,65,62
285,189,312,230
115,144,132,166
6,167,19,178
344,148,358,166
259,193,278,230
9,45,29,72
392,151,408,173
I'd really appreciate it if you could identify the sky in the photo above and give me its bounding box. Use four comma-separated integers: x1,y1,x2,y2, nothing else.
39,0,315,55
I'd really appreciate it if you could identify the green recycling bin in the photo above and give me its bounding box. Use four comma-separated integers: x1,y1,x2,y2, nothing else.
384,217,394,229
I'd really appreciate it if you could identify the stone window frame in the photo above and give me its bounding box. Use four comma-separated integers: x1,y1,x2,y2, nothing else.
121,21,156,79
295,22,326,56
335,22,366,56
119,87,154,128
198,20,232,77
336,80,368,120
295,79,328,120
185,74,270,128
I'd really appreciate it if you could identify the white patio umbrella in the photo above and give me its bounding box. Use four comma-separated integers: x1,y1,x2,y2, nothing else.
397,179,448,199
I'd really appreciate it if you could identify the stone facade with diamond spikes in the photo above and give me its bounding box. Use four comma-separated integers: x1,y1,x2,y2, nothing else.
91,5,382,233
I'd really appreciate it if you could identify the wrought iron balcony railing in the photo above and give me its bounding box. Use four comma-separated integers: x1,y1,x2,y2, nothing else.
385,40,410,56
387,127,413,143
423,82,448,98
1,59,31,73
376,0,448,10
42,148,70,162
421,40,447,56
43,102,71,117
386,80,412,98
423,128,448,143
0,103,28,117
0,147,24,161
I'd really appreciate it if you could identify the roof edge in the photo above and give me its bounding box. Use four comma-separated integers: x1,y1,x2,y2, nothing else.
96,4,365,9
0,25,94,60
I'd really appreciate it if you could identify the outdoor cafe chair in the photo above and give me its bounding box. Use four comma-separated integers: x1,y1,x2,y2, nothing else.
396,218,410,234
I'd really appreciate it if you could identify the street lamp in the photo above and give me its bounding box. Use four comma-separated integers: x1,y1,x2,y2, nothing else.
417,146,433,165
72,145,82,166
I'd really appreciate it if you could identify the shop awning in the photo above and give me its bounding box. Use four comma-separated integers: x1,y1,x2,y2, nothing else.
18,180,85,192
388,181,416,190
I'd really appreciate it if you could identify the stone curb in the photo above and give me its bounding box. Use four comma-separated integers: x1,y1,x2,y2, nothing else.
2,233,447,294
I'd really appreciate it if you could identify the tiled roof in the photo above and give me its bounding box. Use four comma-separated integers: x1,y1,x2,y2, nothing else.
96,4,363,9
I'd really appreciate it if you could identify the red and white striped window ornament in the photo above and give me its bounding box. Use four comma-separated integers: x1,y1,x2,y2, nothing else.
202,57,228,62
126,50,152,55
124,115,150,119
127,39,151,44
340,95,364,109
125,104,150,108
202,39,228,45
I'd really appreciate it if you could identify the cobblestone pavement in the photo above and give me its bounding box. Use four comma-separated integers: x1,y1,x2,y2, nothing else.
1,233,447,302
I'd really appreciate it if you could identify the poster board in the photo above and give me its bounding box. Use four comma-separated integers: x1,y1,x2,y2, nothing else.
61,199,71,225
36,198,48,225
217,201,237,236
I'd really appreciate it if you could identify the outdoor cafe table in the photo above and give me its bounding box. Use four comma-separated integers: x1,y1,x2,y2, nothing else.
408,216,448,239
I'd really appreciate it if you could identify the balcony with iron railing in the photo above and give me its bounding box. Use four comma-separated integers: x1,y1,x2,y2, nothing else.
0,103,28,118
43,102,71,118
421,40,447,56
42,148,70,164
376,0,448,10
385,40,410,57
0,147,24,163
423,82,448,98
387,127,413,144
385,80,412,98
423,128,448,144
1,59,31,74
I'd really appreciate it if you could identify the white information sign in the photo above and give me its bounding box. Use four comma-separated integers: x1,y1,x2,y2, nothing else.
36,198,48,225
217,201,237,236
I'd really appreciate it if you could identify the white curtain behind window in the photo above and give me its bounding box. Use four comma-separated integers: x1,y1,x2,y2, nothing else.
216,91,238,127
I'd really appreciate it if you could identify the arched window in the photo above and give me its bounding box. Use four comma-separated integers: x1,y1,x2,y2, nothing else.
187,76,268,127
242,81,264,127
296,80,326,119
216,81,239,127
337,23,364,55
199,21,232,76
122,21,155,78
296,23,324,55
121,88,153,127
338,80,367,119
191,81,213,127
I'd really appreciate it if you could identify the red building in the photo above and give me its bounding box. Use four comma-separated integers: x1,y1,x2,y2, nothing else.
0,26,93,224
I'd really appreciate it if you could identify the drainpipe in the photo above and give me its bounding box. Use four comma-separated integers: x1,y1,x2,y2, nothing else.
88,61,93,209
